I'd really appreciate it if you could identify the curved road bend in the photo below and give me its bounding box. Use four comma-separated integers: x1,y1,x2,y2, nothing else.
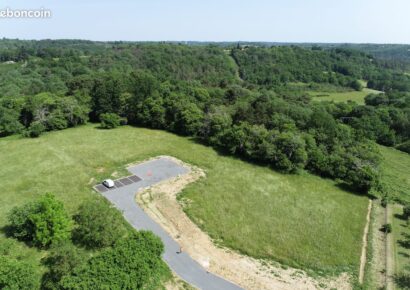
98,158,242,290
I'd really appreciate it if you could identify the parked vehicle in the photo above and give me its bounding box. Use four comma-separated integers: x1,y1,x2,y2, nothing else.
102,179,115,188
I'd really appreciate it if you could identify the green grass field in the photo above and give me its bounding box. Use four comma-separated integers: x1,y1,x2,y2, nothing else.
309,88,381,105
0,124,369,275
379,145,410,204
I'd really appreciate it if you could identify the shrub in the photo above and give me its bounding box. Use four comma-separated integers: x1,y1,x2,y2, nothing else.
350,80,363,91
47,112,68,130
26,121,46,138
61,231,170,289
100,113,124,129
42,241,84,290
73,199,127,248
0,256,40,290
381,223,392,234
381,195,388,208
8,193,72,248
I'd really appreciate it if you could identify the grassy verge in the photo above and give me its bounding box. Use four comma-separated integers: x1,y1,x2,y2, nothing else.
0,124,369,276
360,202,375,289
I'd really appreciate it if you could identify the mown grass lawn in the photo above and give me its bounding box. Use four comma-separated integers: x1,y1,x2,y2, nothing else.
0,124,368,275
309,88,381,105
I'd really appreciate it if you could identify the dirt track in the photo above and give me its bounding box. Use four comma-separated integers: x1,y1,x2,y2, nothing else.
386,205,395,290
359,199,373,284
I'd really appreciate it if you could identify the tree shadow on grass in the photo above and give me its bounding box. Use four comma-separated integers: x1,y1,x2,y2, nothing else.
94,125,117,130
394,213,408,221
0,225,15,238
398,239,410,249
398,233,410,249
0,132,10,138
335,182,377,199
394,273,410,289
398,251,410,259
0,225,36,248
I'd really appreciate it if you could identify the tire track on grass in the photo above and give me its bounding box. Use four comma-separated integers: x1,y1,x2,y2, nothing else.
359,199,372,284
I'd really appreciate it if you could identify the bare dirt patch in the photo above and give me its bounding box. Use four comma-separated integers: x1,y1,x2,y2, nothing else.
88,177,96,185
136,156,352,290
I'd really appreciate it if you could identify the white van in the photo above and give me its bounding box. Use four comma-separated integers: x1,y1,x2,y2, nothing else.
102,179,115,188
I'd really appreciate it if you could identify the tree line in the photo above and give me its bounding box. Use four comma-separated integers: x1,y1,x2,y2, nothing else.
0,41,409,195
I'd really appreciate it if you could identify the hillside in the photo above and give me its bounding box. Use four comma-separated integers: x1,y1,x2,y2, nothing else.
0,124,369,277
0,40,409,289
379,145,410,204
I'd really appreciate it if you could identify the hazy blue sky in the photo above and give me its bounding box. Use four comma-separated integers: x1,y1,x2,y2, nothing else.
0,0,409,43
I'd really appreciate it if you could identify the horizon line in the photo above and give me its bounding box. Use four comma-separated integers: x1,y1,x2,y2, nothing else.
1,37,410,46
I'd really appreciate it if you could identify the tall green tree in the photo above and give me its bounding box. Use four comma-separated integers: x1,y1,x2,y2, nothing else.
42,241,84,290
61,231,170,289
73,199,127,248
8,193,72,248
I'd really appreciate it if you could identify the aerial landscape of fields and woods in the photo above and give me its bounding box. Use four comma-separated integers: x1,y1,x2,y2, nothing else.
0,1,409,290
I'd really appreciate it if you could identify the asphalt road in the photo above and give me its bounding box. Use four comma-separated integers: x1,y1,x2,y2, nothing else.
97,158,242,290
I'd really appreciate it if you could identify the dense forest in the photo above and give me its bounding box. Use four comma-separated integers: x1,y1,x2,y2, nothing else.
0,39,409,198
188,41,410,70
327,43,410,70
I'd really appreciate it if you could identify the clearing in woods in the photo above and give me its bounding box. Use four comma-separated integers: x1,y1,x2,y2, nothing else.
0,124,369,281
309,80,382,104
309,87,381,104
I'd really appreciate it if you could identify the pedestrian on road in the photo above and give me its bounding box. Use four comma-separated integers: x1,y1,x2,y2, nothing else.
178,246,183,254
